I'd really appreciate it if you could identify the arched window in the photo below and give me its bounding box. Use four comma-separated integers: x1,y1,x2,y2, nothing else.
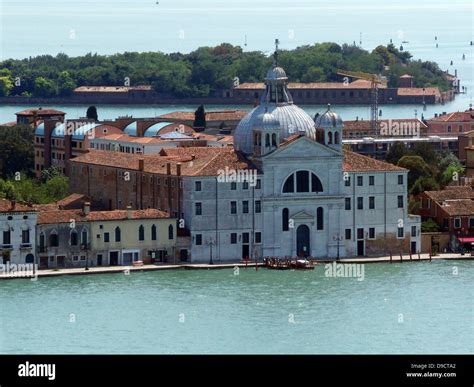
328,131,333,144
115,227,121,242
151,225,157,241
265,133,270,147
272,133,277,146
282,208,289,231
253,132,258,146
81,230,88,245
138,225,145,241
168,224,174,240
70,230,78,246
49,230,58,247
334,131,340,144
283,171,323,193
317,207,324,230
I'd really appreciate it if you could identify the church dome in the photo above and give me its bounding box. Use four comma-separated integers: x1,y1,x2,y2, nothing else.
315,104,343,129
254,111,280,130
234,63,316,154
265,66,287,81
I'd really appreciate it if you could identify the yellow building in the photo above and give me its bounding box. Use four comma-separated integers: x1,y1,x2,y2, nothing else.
88,206,176,266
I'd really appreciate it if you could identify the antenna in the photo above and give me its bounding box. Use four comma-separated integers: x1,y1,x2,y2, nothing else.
273,38,280,66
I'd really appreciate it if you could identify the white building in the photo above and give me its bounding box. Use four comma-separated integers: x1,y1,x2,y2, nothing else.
0,199,37,265
180,63,420,262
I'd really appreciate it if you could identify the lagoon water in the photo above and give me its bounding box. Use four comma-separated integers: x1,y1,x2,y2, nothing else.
0,260,472,354
0,0,473,123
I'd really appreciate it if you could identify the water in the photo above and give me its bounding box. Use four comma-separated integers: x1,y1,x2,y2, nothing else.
0,260,472,354
0,0,473,122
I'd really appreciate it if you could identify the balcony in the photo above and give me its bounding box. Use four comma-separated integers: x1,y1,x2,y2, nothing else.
20,243,32,250
0,244,13,250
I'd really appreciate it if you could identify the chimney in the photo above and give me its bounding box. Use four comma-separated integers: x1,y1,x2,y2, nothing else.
191,154,196,160
138,158,144,171
10,200,16,210
176,163,181,176
83,202,91,215
127,205,132,219
166,162,171,175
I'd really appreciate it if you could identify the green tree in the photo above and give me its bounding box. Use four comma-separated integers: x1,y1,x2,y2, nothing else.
57,71,76,96
410,176,440,196
86,106,98,121
398,155,433,189
33,76,56,97
421,218,440,232
42,175,69,202
385,142,408,165
0,74,13,96
0,124,34,178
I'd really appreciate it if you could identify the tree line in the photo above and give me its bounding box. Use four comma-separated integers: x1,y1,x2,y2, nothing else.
0,42,450,98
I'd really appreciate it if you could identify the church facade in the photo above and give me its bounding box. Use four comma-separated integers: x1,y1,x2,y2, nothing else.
183,63,421,262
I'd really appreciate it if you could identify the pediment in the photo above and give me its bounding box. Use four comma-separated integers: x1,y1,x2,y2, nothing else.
264,136,342,160
291,210,314,220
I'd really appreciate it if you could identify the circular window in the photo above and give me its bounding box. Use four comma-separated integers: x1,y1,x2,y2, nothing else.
7,216,13,220
23,215,28,220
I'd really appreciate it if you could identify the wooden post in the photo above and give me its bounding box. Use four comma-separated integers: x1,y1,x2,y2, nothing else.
409,252,412,261
418,252,421,261
255,257,258,271
389,252,392,263
400,252,403,262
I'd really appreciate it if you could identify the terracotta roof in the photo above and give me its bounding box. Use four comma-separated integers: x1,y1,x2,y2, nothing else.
397,87,440,96
16,108,65,116
343,151,407,172
343,119,427,132
427,110,474,123
57,193,86,207
70,148,256,176
235,80,383,90
38,208,170,224
159,110,247,122
438,199,474,216
424,186,474,201
75,86,152,93
0,199,36,212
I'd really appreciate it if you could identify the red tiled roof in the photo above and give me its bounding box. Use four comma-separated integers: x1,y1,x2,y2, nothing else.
427,110,474,123
56,193,86,207
159,110,248,122
424,186,474,201
16,108,65,116
38,208,170,224
343,151,407,172
235,80,382,90
438,199,474,216
343,118,427,132
0,199,36,212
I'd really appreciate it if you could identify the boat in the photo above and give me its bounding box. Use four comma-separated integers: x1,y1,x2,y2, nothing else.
264,257,315,270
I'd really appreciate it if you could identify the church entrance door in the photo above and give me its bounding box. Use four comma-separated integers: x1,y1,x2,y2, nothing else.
296,225,310,257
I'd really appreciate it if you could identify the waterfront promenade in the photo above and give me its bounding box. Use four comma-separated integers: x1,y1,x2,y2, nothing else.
0,253,472,280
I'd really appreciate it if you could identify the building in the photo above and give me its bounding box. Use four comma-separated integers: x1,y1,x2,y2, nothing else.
415,186,474,251
16,108,65,126
69,60,420,261
0,199,37,265
34,119,123,176
158,110,248,131
36,202,176,268
426,108,474,136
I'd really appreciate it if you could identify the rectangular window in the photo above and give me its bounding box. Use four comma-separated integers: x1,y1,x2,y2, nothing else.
255,232,262,244
230,182,237,190
242,181,249,190
73,256,79,261
411,226,417,237
230,201,237,214
22,229,30,244
369,176,375,186
357,228,364,239
242,233,250,244
443,218,449,229
242,201,249,213
357,176,363,186
344,176,351,186
104,233,110,243
357,197,363,210
255,200,261,213
454,218,461,228
397,195,404,208
345,198,351,210
369,196,375,209
195,202,202,216
398,175,404,185
230,233,237,244
3,230,11,245
469,218,474,228
345,229,351,240
368,228,375,239
296,171,310,192
256,179,261,189
398,227,404,238
196,234,202,245
195,181,201,191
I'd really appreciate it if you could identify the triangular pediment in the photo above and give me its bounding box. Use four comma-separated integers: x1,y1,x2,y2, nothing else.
263,136,342,160
291,210,314,220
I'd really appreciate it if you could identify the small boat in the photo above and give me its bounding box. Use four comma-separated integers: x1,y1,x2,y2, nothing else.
402,40,409,44
264,257,315,270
